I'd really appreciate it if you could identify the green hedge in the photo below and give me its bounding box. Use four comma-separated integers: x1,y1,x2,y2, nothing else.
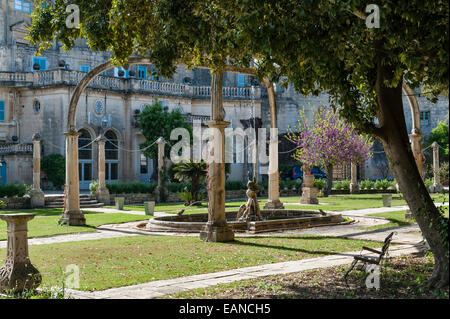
333,179,351,190
374,179,395,190
106,182,157,194
0,183,31,198
359,179,374,190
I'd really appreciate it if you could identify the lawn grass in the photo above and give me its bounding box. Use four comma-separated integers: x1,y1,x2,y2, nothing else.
361,210,415,230
360,205,449,231
0,235,384,292
165,252,448,299
106,193,449,214
0,211,150,241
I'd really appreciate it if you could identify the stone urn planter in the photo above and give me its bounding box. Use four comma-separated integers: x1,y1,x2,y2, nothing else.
382,194,392,207
303,174,315,187
115,197,125,210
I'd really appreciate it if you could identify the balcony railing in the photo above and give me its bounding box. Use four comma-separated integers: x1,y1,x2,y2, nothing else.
0,143,33,155
0,70,261,100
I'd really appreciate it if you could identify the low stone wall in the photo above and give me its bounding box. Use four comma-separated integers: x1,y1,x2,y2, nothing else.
0,197,30,209
330,189,397,195
109,193,156,205
109,192,182,204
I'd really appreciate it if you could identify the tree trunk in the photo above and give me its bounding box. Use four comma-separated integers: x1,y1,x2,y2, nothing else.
324,164,333,197
374,50,448,288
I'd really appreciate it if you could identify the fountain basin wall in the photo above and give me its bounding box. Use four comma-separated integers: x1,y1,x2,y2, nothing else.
143,209,346,234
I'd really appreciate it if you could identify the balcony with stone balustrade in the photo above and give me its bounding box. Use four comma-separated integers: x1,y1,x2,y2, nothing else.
0,69,261,101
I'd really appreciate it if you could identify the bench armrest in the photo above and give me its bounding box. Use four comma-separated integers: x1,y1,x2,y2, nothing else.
362,247,382,254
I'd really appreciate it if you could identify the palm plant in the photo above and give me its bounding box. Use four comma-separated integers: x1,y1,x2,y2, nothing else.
172,160,208,205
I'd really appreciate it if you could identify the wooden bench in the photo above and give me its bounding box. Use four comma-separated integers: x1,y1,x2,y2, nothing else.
343,231,396,283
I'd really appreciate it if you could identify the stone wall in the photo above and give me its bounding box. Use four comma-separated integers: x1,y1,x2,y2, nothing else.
0,196,30,209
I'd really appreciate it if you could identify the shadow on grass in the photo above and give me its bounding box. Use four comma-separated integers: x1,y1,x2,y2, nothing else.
222,235,361,257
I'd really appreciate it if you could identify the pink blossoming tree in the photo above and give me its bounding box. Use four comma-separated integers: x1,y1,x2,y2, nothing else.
287,107,374,196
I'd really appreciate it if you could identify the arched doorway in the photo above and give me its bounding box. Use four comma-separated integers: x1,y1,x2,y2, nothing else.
104,130,119,183
78,129,93,189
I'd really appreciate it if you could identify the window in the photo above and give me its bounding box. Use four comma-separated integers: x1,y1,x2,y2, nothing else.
138,66,147,79
420,111,431,126
81,65,91,73
15,0,32,13
33,100,41,113
105,130,119,181
237,74,246,87
32,57,47,71
94,100,104,115
140,154,148,174
0,101,5,122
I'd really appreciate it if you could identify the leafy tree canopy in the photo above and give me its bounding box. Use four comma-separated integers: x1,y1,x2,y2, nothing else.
139,99,192,159
426,119,449,161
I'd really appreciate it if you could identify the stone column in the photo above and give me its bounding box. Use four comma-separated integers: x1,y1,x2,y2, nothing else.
409,131,425,179
59,131,86,226
349,162,360,194
200,71,234,242
95,138,110,205
156,137,167,203
29,133,45,208
264,80,284,209
0,213,41,292
431,142,443,193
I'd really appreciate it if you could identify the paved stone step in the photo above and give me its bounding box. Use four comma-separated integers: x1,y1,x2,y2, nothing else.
45,203,104,208
46,199,99,204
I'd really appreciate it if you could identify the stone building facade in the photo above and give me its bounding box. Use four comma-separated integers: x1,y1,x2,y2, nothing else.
1,1,448,189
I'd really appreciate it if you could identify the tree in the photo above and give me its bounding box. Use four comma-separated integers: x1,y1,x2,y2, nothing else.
173,160,208,205
213,0,449,288
138,99,192,160
425,120,449,162
287,107,373,196
28,0,449,287
41,154,65,189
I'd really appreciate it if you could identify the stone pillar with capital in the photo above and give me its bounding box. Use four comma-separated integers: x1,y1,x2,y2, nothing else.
59,130,86,226
263,80,284,210
29,133,45,208
349,162,360,194
199,71,234,242
95,138,110,205
409,131,425,180
156,137,167,203
430,142,443,193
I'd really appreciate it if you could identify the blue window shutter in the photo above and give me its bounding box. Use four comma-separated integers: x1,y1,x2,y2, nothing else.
0,101,5,122
81,65,91,73
138,67,147,79
237,74,246,87
33,57,47,71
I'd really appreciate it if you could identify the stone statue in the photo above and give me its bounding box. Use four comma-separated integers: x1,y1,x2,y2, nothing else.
236,179,262,222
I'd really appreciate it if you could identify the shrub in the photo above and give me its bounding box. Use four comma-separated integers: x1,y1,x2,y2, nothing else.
0,183,30,198
0,200,6,209
89,180,99,195
41,154,65,189
374,179,393,190
424,178,434,189
314,178,326,190
167,182,191,193
106,182,157,194
225,181,246,191
333,180,350,190
359,179,374,190
440,161,449,185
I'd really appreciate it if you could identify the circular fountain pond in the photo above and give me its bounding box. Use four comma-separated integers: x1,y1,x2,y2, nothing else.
137,209,347,234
